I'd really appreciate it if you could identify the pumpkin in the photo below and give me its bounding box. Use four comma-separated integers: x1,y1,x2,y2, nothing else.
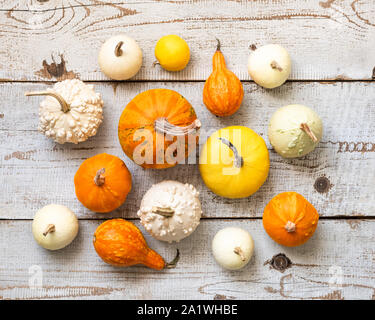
263,192,319,247
74,153,132,213
32,204,79,251
98,34,143,80
212,227,254,270
25,79,103,144
93,219,179,270
137,180,202,243
118,89,201,169
268,104,323,158
203,39,244,117
199,126,269,198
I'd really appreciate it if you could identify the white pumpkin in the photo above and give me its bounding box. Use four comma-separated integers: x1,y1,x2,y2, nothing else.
25,79,103,144
212,227,254,270
98,35,143,80
137,181,202,243
32,204,79,250
268,104,323,158
247,44,291,89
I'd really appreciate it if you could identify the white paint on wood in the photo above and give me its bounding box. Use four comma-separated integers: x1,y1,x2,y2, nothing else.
0,0,374,81
0,219,374,300
1,81,374,219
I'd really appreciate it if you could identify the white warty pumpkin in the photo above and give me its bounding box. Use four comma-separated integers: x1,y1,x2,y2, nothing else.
137,180,202,243
26,79,103,144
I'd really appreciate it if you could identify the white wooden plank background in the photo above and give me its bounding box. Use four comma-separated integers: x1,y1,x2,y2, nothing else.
1,219,375,300
1,0,375,300
1,82,374,219
0,0,375,81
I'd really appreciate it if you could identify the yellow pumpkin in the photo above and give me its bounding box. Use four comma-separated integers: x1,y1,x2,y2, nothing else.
199,126,269,198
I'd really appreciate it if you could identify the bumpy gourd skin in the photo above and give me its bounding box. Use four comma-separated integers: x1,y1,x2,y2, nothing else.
203,47,244,117
38,79,103,144
93,219,165,270
199,126,269,199
262,192,319,247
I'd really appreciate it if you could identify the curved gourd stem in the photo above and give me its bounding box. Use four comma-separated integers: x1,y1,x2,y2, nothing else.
43,224,55,236
215,38,221,51
152,206,174,217
284,221,296,233
94,168,105,186
234,247,246,261
270,60,283,72
165,249,180,269
300,123,318,142
218,137,244,168
154,118,201,137
115,41,124,57
25,91,70,113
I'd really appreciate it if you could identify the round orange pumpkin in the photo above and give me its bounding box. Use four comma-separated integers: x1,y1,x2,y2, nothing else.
93,219,179,270
203,39,244,117
118,88,201,169
74,153,132,213
263,192,319,247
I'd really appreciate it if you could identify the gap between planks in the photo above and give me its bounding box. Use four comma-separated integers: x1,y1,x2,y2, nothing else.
1,216,374,221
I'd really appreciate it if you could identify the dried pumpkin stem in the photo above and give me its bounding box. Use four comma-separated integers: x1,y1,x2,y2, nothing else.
270,60,283,72
152,206,175,217
218,138,244,168
165,249,180,269
300,123,318,142
284,221,296,233
215,38,221,51
43,224,55,236
115,41,124,57
234,247,246,261
94,168,105,186
25,91,70,113
154,118,201,137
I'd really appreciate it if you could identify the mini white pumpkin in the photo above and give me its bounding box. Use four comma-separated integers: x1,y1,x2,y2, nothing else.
247,44,291,89
212,227,254,270
25,79,103,144
98,35,143,80
268,104,323,158
137,180,202,243
32,204,79,250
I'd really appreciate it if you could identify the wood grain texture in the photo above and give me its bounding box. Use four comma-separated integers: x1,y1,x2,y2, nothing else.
1,219,374,300
0,0,375,81
1,81,374,219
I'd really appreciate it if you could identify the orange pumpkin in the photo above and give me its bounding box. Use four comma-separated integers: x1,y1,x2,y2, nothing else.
203,39,244,117
93,219,179,270
74,153,132,213
118,89,201,169
263,192,319,247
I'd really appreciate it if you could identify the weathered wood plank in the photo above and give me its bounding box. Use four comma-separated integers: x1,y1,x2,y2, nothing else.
0,0,375,81
1,219,374,300
1,81,374,219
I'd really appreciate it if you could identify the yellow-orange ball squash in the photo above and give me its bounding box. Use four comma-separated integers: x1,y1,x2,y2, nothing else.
74,153,132,213
118,89,201,169
199,126,269,198
263,192,319,247
203,39,244,117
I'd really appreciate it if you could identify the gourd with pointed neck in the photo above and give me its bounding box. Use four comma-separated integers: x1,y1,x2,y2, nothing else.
203,39,244,117
93,219,180,270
